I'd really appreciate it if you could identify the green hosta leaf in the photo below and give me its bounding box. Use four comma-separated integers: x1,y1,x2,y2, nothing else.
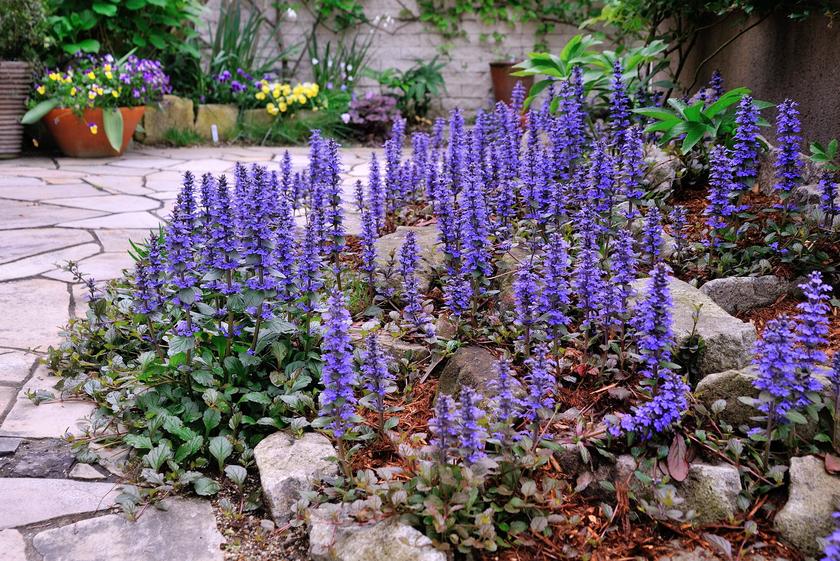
208,436,233,471
64,39,101,54
21,99,60,125
193,476,220,496
102,108,124,152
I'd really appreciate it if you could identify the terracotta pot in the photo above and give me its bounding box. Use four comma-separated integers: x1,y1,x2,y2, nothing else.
0,60,32,158
489,61,533,105
43,106,145,158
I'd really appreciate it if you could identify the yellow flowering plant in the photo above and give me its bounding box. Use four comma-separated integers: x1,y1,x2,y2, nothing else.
256,80,320,117
22,53,170,150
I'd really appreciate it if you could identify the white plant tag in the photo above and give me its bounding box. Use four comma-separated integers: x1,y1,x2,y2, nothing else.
211,124,219,144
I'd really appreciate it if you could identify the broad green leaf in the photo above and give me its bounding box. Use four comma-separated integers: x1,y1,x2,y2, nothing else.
174,435,204,462
64,39,100,54
102,108,124,152
193,477,220,496
92,2,117,16
124,434,153,449
203,408,221,433
224,464,247,487
125,0,147,9
632,107,679,121
208,436,233,471
21,99,60,125
705,87,750,119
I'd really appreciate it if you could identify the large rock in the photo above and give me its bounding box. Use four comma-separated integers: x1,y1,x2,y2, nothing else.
374,226,443,292
437,346,502,399
32,498,224,561
645,144,682,194
680,463,741,525
194,104,238,142
699,276,793,316
631,276,756,378
694,367,758,427
254,432,338,524
139,95,195,144
774,456,840,556
0,478,118,528
308,504,445,561
756,146,821,197
0,529,26,561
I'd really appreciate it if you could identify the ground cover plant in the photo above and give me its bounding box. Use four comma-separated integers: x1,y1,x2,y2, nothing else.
46,61,840,560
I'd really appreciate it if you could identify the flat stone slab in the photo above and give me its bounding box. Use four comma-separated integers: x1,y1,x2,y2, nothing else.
57,211,164,229
0,386,16,413
0,478,118,529
0,279,69,349
0,351,35,384
70,462,107,480
0,438,76,478
0,183,106,202
0,437,21,455
94,229,155,252
48,194,159,213
0,228,93,264
0,365,95,438
33,498,224,561
0,200,103,230
0,243,100,282
44,252,134,282
0,529,26,561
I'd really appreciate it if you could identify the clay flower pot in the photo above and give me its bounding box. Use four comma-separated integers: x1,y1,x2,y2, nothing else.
489,61,533,105
43,106,145,158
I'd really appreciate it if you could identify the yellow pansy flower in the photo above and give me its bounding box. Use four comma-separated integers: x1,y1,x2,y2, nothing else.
105,71,113,80
104,64,111,72
266,103,279,116
36,85,46,95
261,84,270,94
255,92,266,101
278,102,287,112
70,87,77,96
86,71,96,80
88,90,97,100
88,124,98,135
111,90,119,98
296,94,307,104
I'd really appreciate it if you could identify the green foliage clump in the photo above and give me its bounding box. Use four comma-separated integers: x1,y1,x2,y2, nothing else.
371,57,447,123
0,0,48,62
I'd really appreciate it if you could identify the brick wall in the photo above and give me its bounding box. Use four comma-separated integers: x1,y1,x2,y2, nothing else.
201,0,579,114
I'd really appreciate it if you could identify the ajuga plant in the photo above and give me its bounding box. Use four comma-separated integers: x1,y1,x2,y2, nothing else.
44,64,840,559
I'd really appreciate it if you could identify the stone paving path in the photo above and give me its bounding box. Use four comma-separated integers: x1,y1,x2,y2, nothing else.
0,145,376,560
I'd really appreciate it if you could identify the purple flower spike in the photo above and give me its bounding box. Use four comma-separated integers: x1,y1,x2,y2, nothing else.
318,289,357,439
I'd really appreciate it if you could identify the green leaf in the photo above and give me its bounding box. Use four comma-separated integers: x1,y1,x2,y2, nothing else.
681,122,710,154
193,477,220,496
124,434,153,449
102,108,124,152
145,442,172,471
21,99,60,125
64,38,101,54
203,408,221,434
208,436,233,471
174,435,204,462
241,392,272,406
224,464,247,487
168,335,194,356
785,410,808,425
92,2,118,16
125,0,147,9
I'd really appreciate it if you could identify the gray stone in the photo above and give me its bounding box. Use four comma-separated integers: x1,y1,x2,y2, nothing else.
0,200,103,230
376,333,431,362
0,365,95,438
0,182,106,202
0,478,118,528
0,437,21,455
695,366,760,427
58,211,164,230
631,276,756,377
254,432,338,524
0,242,100,281
434,316,457,340
44,252,134,282
680,463,741,525
437,346,504,399
139,95,196,144
32,498,224,561
48,194,159,213
757,147,821,196
699,276,793,315
0,279,69,349
0,386,15,412
645,144,682,194
658,547,724,561
0,438,75,478
0,529,26,561
194,104,239,141
0,228,94,264
309,504,445,561
70,462,107,480
774,455,840,556
94,229,157,252
375,226,443,291
0,351,34,384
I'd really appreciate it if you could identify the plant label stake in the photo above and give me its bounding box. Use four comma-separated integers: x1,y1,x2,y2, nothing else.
211,124,219,144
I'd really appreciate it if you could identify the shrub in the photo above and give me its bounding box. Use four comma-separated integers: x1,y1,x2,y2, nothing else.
0,0,48,62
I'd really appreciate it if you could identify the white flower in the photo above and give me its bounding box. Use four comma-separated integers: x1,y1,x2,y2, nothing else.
346,64,353,72
285,8,297,21
311,58,319,66
341,113,350,124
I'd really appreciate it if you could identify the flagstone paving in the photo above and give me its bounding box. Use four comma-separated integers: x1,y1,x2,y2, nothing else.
0,144,376,560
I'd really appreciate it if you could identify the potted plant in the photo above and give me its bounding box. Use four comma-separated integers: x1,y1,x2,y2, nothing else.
0,0,47,158
22,54,170,158
489,54,533,105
